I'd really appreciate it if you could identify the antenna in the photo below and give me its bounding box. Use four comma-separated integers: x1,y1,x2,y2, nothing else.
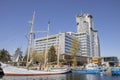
48,20,50,34
81,10,83,15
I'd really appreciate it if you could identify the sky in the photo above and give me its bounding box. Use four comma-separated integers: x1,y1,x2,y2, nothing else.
0,0,120,58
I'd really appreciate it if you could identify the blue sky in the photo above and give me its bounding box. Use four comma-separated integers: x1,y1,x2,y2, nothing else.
0,0,120,58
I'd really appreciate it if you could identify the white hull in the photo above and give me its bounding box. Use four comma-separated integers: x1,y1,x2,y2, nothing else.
1,63,69,76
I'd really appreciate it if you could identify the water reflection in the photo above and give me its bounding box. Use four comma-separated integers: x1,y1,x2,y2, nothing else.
1,73,120,80
69,73,101,80
0,75,4,80
85,74,100,80
2,74,67,80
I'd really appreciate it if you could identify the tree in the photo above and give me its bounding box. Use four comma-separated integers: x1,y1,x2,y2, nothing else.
48,46,57,63
70,38,80,67
0,49,11,62
31,51,44,64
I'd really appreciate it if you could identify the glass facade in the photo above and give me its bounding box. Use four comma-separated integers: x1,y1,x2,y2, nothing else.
104,57,119,62
76,14,100,57
34,33,77,54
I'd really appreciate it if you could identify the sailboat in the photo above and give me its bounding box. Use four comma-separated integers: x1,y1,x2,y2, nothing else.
1,62,69,76
1,12,70,76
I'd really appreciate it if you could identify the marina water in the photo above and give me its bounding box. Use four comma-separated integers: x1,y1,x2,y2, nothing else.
1,73,120,80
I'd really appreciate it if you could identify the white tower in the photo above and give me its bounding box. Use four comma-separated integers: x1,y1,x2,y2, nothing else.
76,13,100,58
76,14,93,34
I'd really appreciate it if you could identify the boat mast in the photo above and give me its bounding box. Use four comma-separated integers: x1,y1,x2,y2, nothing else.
44,21,50,70
57,33,60,67
26,11,35,65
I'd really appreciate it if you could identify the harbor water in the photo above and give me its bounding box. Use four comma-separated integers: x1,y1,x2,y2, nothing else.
1,73,120,80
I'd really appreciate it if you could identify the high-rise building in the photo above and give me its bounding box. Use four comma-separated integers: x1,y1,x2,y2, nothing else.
34,13,100,58
76,14,100,57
